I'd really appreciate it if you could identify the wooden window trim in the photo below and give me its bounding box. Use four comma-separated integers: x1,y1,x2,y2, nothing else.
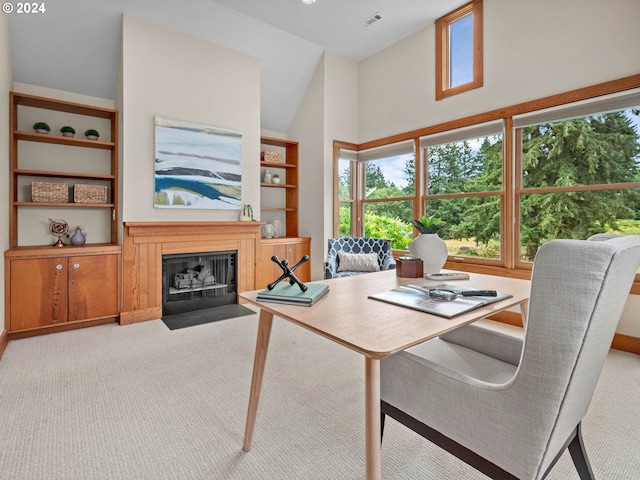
436,0,484,100
333,74,640,293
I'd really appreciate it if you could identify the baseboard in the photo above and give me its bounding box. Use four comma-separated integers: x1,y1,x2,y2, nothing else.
489,312,640,355
119,307,162,325
0,328,8,360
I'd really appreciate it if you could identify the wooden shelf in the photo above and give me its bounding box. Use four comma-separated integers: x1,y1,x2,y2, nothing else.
260,136,299,238
14,131,115,150
260,160,296,169
14,169,116,180
9,91,119,248
260,182,296,188
15,202,115,208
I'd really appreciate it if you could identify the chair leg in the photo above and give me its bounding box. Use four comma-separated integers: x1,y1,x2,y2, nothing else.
381,413,386,442
568,423,595,480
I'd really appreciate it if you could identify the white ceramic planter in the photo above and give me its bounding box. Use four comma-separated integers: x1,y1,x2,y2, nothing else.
409,233,448,274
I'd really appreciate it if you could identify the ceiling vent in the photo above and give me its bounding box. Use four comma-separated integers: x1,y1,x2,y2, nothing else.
358,12,383,29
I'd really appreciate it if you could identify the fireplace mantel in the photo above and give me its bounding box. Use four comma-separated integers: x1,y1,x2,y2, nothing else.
121,221,262,324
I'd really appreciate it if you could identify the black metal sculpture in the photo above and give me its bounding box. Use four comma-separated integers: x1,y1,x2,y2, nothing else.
267,255,310,292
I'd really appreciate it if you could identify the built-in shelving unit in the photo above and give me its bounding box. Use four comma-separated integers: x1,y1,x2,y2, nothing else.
259,136,310,284
5,92,121,338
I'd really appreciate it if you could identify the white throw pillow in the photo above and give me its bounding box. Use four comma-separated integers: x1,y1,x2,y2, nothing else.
337,252,380,272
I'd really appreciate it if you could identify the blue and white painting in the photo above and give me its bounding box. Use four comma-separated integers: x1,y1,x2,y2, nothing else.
154,117,242,209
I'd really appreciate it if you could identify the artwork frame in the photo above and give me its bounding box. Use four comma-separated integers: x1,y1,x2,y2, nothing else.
154,117,243,209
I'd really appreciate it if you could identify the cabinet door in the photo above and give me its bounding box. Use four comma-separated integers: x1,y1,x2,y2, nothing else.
260,243,287,289
288,242,311,282
68,254,119,322
10,257,68,330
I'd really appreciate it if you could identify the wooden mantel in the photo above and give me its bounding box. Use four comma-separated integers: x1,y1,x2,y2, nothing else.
121,221,262,324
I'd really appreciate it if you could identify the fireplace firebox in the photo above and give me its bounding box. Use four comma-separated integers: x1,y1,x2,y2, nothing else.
162,250,237,316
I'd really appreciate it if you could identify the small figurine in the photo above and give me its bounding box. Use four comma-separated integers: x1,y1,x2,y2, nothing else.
267,255,310,292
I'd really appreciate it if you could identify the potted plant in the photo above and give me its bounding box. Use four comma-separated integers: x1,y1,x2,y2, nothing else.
272,173,281,184
33,122,51,134
409,215,448,274
85,129,100,140
411,215,443,234
60,126,76,137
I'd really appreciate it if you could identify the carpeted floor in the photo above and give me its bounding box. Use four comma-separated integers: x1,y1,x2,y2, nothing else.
161,304,255,330
0,312,638,479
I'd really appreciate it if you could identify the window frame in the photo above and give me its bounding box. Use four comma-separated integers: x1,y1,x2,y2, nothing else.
435,0,483,100
333,75,640,294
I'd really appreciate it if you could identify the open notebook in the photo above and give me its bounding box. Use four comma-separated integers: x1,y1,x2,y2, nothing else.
368,284,512,318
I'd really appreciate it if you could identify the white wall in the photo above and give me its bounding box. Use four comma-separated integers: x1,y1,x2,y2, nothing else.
120,15,261,223
0,15,11,335
289,51,359,280
359,0,640,142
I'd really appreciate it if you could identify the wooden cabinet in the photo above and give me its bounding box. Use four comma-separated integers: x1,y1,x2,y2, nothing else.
260,237,311,289
6,247,121,336
5,92,121,337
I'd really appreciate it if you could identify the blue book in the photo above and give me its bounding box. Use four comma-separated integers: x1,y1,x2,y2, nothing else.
256,283,329,306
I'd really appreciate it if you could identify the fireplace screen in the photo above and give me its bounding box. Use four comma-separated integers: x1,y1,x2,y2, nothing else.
162,250,237,316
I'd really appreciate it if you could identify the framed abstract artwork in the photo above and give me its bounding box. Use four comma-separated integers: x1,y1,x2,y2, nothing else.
154,117,243,209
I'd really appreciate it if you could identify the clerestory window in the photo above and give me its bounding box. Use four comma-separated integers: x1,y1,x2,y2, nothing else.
435,0,483,100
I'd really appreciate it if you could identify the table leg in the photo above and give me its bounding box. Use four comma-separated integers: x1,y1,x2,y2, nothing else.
365,357,381,480
243,309,274,452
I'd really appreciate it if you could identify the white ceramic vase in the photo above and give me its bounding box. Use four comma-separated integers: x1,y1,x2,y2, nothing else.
409,233,448,274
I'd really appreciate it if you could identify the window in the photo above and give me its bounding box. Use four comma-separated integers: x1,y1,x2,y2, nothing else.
337,141,417,250
435,0,483,100
334,78,640,288
514,96,640,268
420,121,504,263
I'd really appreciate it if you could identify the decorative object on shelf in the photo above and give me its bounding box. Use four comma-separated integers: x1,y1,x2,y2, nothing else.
32,181,69,203
273,219,282,237
409,215,448,274
60,125,76,137
33,122,50,134
267,254,310,292
272,173,280,184
48,218,69,247
261,151,283,163
70,226,87,246
84,129,100,140
154,117,242,210
239,204,254,221
263,169,271,183
74,184,107,204
262,223,275,238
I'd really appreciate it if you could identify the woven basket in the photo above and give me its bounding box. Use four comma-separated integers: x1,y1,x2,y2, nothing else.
31,182,69,203
261,151,283,163
74,184,107,204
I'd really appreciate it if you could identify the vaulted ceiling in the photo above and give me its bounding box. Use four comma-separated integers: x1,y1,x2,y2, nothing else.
7,0,466,132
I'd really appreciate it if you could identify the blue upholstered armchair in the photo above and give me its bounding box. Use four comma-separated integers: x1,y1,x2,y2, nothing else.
324,237,396,279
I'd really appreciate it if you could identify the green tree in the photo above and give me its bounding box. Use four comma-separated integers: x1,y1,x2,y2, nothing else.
518,112,639,257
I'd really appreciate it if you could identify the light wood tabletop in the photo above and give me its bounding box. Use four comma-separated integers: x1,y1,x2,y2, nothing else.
239,269,531,479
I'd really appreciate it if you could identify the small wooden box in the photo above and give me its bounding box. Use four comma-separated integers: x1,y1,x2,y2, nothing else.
261,151,283,163
31,182,68,203
396,257,424,278
74,184,107,204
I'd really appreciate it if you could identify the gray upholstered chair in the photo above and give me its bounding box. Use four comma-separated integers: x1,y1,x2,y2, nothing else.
380,236,640,480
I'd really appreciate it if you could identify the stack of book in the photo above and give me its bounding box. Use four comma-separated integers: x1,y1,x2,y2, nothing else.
256,283,329,306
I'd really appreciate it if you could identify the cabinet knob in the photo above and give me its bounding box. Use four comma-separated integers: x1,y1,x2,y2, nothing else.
74,263,80,269
56,264,63,270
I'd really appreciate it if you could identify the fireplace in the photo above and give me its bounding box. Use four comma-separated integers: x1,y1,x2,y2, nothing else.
162,250,237,316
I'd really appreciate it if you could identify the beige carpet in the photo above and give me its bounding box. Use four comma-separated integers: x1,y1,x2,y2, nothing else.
0,312,638,479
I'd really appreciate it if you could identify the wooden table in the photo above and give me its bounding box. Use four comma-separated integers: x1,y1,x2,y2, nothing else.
239,270,531,479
